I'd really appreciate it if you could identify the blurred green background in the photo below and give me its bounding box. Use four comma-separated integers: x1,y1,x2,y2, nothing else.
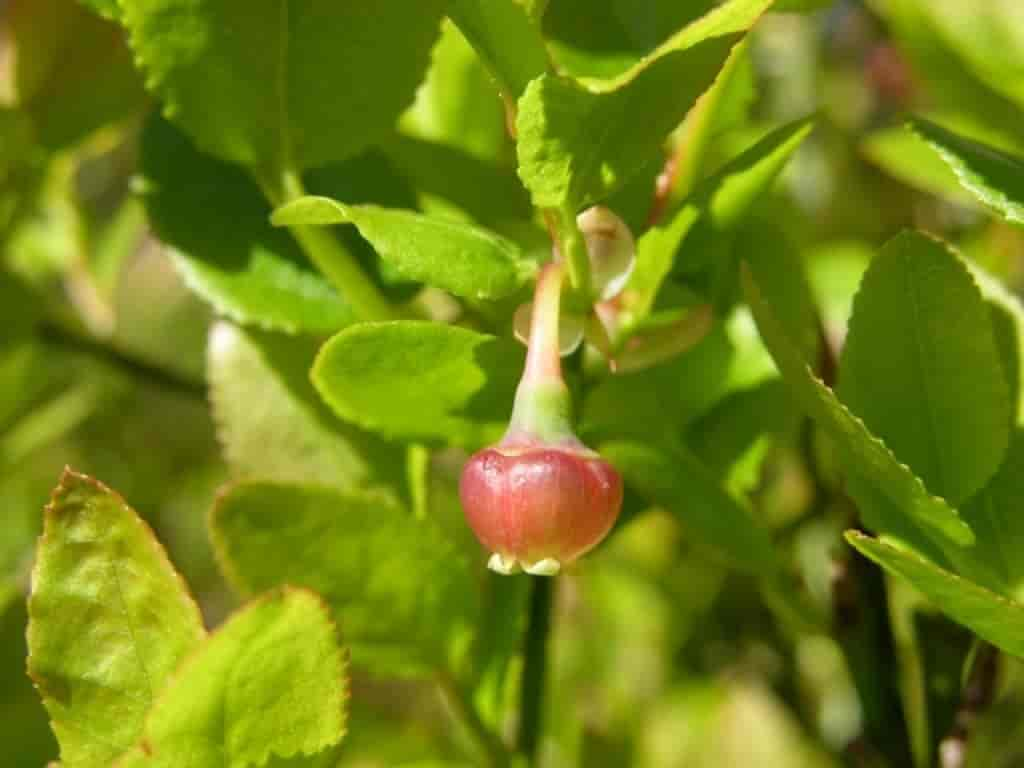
3,0,1024,766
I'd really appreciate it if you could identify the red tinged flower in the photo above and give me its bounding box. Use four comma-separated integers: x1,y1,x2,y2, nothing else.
460,261,623,576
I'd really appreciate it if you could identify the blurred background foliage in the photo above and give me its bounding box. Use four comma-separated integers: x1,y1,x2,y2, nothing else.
3,0,1024,766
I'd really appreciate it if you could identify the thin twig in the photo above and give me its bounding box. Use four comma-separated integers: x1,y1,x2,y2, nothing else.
939,643,1000,768
437,672,510,768
37,320,205,399
518,576,553,764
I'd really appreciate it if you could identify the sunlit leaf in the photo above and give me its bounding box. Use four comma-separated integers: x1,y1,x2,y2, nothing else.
742,263,974,548
138,116,353,334
838,231,1010,506
515,0,777,211
207,322,406,495
121,0,445,172
313,322,523,447
271,199,535,300
212,482,479,675
115,587,348,767
28,470,206,767
910,118,1024,225
847,531,1024,658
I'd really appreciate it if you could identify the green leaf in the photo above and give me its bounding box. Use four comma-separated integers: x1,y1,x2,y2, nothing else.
207,322,406,495
303,149,427,304
515,0,775,211
838,231,1010,506
515,36,737,211
27,470,206,767
600,440,776,573
739,217,820,362
913,0,1024,110
910,118,1024,225
400,21,510,163
805,240,874,344
211,482,479,675
846,531,1024,658
115,587,348,768
630,117,813,315
271,199,535,300
865,0,1024,145
971,263,1024,426
541,0,715,80
961,430,1024,601
741,264,974,547
121,0,445,172
138,116,353,334
861,124,969,203
313,322,523,447
78,0,121,20
383,135,534,230
447,0,549,99
9,0,145,149
688,380,795,495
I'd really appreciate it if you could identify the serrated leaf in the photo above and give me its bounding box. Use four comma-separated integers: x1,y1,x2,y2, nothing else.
838,231,1010,506
600,439,776,573
447,0,549,99
207,322,406,495
303,148,428,305
861,124,969,202
9,0,145,149
211,482,479,675
121,0,445,172
138,116,353,334
515,0,774,211
271,199,535,300
115,587,348,768
631,118,813,315
847,531,1024,658
910,118,1024,225
27,470,206,767
313,322,523,447
741,264,974,547
515,36,737,211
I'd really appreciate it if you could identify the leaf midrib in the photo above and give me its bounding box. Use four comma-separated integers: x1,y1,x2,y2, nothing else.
905,253,951,500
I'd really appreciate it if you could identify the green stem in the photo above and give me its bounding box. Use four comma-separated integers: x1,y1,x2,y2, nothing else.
518,576,553,764
557,206,592,303
261,167,397,321
37,320,205,399
437,672,509,768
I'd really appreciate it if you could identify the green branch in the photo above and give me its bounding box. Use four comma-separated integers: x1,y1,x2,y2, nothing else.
437,672,510,768
518,576,553,764
261,167,398,321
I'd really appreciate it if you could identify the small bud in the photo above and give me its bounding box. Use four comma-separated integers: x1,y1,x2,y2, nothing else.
577,206,635,301
461,263,623,575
